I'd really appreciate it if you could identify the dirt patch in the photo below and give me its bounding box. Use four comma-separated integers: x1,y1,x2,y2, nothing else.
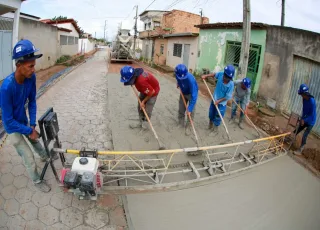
36,65,67,90
303,148,320,171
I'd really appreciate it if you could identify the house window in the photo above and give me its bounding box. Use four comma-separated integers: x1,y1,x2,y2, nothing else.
68,36,75,45
160,44,164,55
173,44,182,57
154,22,160,27
60,35,68,45
75,37,79,45
148,22,151,29
144,23,147,30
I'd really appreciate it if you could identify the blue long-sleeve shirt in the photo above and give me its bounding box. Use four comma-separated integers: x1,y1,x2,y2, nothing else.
302,96,316,126
0,73,37,135
176,73,198,112
213,72,234,106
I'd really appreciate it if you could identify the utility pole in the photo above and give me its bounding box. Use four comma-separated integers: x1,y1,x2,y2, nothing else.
200,8,203,24
238,0,251,79
104,20,107,43
281,0,285,26
133,5,138,53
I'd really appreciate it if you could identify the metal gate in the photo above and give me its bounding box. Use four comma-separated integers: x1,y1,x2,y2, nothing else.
225,41,261,92
0,17,13,81
0,30,13,80
284,56,320,135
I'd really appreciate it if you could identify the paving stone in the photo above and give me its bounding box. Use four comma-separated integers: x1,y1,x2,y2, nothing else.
103,141,114,150
26,180,38,192
38,205,59,225
0,154,11,164
50,192,73,210
60,207,83,228
73,225,95,230
46,178,63,194
88,142,104,150
109,207,126,227
84,208,109,228
11,165,25,177
24,219,46,230
15,188,33,203
19,202,38,221
10,156,22,165
46,222,70,230
99,226,119,230
97,195,119,209
0,210,8,227
13,175,28,189
72,197,95,212
4,199,19,216
0,174,14,187
0,195,4,209
6,214,26,230
31,191,51,207
0,185,16,200
0,163,13,174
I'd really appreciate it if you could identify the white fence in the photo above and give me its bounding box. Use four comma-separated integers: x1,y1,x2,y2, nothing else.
78,38,96,54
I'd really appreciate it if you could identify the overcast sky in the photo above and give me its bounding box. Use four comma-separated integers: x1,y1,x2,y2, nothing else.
21,0,320,40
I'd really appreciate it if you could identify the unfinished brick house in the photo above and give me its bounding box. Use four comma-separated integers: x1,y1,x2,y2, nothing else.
139,9,209,72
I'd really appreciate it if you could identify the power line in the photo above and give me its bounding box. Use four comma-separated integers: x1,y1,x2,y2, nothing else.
144,0,157,11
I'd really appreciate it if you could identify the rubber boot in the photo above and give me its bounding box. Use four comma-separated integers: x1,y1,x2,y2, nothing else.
238,117,244,130
185,122,191,136
208,121,213,130
178,117,185,128
294,146,304,156
229,116,236,124
141,121,149,130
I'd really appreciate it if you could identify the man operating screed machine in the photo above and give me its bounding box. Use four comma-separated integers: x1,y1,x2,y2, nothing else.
0,40,58,193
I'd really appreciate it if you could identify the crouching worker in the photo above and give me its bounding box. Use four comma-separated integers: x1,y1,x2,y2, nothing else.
293,84,317,156
0,40,58,193
175,64,198,131
120,66,160,129
230,77,251,129
201,65,235,133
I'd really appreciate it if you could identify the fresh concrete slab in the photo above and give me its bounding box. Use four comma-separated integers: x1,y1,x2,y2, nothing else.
126,156,320,230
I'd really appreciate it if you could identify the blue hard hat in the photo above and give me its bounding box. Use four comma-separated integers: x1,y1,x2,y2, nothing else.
242,77,251,89
175,64,188,80
12,39,42,61
224,65,235,79
298,84,309,95
120,66,134,83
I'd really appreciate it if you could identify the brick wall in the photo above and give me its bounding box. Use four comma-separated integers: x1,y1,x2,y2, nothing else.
162,10,209,34
153,38,168,65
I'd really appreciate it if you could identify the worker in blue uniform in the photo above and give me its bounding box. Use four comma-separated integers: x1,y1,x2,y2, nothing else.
293,84,317,156
175,64,198,131
0,40,57,193
202,65,235,133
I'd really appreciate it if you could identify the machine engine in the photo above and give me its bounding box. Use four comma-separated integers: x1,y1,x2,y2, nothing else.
61,157,102,200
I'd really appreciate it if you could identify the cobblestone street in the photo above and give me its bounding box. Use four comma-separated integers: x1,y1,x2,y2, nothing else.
0,49,126,230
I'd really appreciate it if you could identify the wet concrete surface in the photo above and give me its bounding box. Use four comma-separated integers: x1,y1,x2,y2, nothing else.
126,156,320,230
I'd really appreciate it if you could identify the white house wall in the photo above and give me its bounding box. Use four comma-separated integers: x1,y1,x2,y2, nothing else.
19,17,59,71
58,25,79,57
167,37,198,72
141,39,153,60
78,38,96,54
